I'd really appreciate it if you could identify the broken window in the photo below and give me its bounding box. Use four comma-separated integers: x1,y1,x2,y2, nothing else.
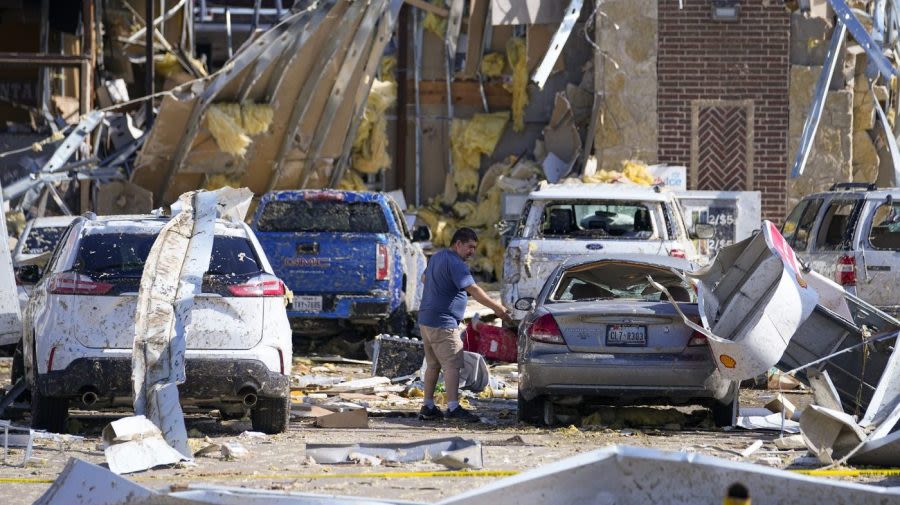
867,202,900,250
782,198,822,251
539,201,659,239
815,201,860,251
256,201,388,233
22,226,68,255
549,261,694,303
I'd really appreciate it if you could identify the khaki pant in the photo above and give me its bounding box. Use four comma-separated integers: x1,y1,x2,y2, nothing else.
420,324,464,370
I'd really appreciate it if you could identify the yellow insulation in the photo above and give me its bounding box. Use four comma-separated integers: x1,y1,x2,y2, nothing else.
337,170,368,191
417,207,457,247
154,52,180,78
423,0,447,39
352,79,397,174
241,102,274,135
481,52,505,78
449,112,510,193
505,38,528,132
380,55,397,83
583,160,655,186
204,174,243,190
206,106,251,157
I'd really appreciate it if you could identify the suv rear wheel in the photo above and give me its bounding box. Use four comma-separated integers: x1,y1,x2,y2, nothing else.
31,386,69,433
251,396,290,434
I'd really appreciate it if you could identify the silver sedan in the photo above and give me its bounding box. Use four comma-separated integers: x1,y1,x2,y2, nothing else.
515,256,737,426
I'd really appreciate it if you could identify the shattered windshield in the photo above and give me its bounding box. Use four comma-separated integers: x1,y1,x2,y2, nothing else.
22,226,68,255
539,201,659,239
74,233,262,278
868,202,900,250
550,261,694,303
257,200,389,233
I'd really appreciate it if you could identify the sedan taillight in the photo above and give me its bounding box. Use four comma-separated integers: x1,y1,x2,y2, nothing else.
526,314,565,344
227,274,285,297
49,272,113,295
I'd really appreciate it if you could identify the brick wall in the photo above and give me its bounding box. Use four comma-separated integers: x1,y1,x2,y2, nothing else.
657,0,790,220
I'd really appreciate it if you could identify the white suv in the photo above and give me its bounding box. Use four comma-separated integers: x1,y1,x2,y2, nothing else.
781,183,900,316
502,183,710,320
22,214,293,433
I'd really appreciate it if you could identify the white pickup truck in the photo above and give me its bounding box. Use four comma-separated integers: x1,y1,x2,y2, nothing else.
501,184,712,321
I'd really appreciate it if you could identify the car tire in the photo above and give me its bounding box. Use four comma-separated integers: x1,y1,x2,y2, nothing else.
517,394,545,425
251,396,290,434
31,387,69,433
711,395,738,428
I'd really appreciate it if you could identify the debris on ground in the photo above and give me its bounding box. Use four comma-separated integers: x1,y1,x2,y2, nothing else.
305,437,483,470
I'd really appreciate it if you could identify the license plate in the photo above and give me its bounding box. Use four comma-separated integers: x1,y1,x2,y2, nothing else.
606,325,647,347
293,296,323,312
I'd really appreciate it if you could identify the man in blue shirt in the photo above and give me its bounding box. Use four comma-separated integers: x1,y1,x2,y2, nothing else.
418,227,511,422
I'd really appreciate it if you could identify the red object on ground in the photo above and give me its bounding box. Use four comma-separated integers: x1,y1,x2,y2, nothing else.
463,317,517,363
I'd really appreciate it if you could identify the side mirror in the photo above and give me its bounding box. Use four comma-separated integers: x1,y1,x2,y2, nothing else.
412,225,431,242
16,265,41,284
514,297,535,311
691,223,715,240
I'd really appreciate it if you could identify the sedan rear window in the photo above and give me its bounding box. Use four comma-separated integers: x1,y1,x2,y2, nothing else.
539,201,658,239
74,233,262,277
256,200,388,233
22,226,68,254
868,202,900,250
551,262,694,303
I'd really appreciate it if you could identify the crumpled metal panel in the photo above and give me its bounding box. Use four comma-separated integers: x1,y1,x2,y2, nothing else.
439,445,900,505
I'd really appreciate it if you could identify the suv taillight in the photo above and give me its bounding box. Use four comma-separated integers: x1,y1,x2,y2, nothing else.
836,254,857,287
375,244,390,281
526,314,565,344
49,272,113,295
227,274,286,297
669,249,687,259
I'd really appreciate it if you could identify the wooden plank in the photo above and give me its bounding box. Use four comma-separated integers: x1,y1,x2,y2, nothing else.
410,80,512,107
462,0,490,79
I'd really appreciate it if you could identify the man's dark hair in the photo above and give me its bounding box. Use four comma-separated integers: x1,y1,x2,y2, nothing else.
451,227,478,245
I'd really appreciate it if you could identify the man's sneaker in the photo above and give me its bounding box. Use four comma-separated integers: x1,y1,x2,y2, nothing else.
445,405,480,423
418,404,443,420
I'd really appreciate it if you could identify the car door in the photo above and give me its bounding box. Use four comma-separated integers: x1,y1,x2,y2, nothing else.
805,198,862,289
857,197,900,312
388,199,423,310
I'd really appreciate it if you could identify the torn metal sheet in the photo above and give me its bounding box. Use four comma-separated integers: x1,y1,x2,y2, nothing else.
799,405,866,464
666,222,818,381
789,22,846,178
132,187,253,460
33,458,176,505
0,180,22,348
778,270,900,420
806,369,844,413
134,1,403,204
101,415,190,475
850,428,900,466
439,445,900,505
530,0,583,90
828,0,898,80
490,0,569,25
736,411,801,434
306,437,483,469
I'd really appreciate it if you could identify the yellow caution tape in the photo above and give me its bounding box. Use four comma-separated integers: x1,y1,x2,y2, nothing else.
0,469,519,485
791,468,900,477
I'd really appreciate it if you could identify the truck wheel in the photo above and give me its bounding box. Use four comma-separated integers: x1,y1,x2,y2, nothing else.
251,396,290,434
31,387,69,433
517,394,546,426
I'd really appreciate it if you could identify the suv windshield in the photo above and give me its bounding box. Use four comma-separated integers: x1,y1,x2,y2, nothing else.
550,262,693,302
868,202,900,250
23,226,68,255
257,200,388,233
74,233,262,277
539,201,658,239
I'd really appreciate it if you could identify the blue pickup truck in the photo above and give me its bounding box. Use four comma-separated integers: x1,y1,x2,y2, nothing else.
251,190,426,337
